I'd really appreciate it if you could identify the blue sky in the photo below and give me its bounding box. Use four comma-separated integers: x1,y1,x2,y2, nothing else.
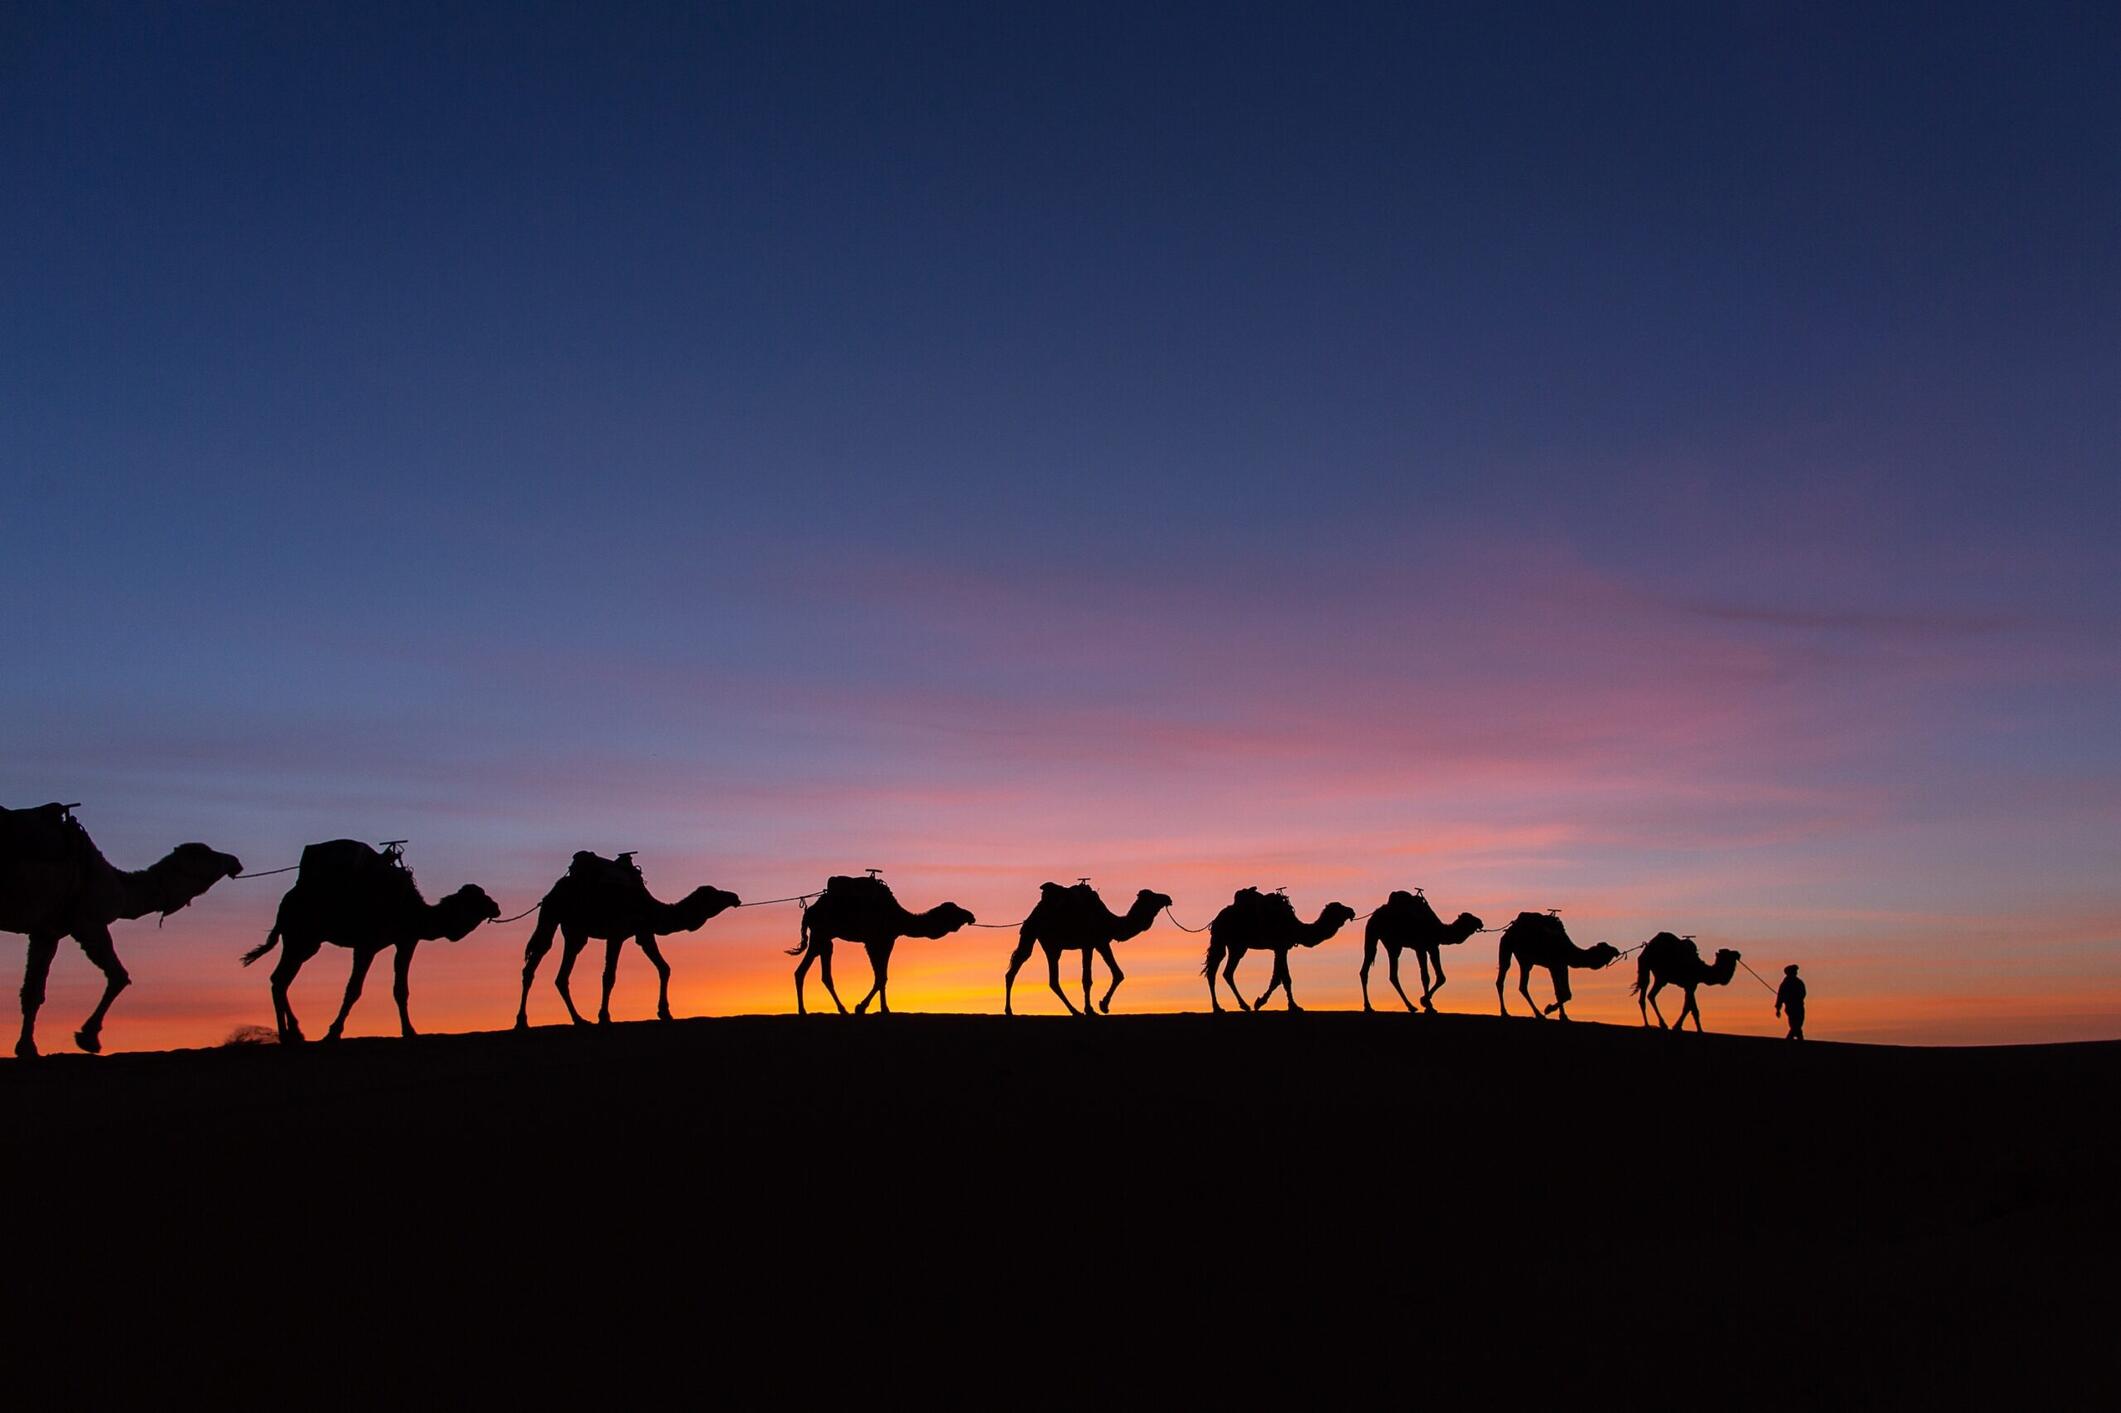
3,3,2117,1043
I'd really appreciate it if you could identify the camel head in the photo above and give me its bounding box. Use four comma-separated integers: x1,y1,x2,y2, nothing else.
1449,911,1484,940
910,901,976,938
1709,947,1742,983
1135,888,1174,914
1584,941,1623,969
150,843,246,917
1304,902,1359,945
433,884,502,942
670,885,743,932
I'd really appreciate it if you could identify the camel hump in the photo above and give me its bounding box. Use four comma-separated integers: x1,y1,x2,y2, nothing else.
1400,891,1442,927
298,839,387,876
1645,931,1702,966
295,840,418,901
567,851,647,889
823,874,896,907
0,802,90,863
1501,911,1565,946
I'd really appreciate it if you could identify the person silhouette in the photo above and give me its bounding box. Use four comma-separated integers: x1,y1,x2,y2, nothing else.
1775,964,1806,1040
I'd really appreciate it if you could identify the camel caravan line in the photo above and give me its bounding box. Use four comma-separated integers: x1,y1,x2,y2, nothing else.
0,803,1795,1058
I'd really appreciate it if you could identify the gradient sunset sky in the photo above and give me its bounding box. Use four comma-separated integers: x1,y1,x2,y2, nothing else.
5,3,2118,1048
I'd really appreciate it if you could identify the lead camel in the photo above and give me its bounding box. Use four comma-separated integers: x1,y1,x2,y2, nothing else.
1630,932,1741,1032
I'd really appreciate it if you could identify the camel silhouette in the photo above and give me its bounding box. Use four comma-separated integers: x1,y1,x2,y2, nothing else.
1494,912,1620,1020
1359,889,1484,1013
789,874,974,1015
1201,888,1358,1012
514,852,740,1027
241,840,500,1042
1004,881,1172,1016
1631,932,1741,1032
2,802,241,1058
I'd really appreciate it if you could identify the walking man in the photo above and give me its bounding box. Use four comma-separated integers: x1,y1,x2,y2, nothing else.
1774,964,1806,1040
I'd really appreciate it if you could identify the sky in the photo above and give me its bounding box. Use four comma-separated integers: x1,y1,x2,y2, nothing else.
3,2,2118,1049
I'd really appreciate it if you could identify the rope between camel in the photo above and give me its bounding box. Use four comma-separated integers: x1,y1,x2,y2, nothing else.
1163,907,1211,934
1738,958,1781,994
229,864,299,880
736,893,816,909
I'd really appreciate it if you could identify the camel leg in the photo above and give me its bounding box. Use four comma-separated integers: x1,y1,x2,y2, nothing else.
1253,952,1281,1011
1496,955,1512,1016
1684,988,1702,1032
16,933,58,1059
324,947,378,1040
69,924,131,1054
554,929,591,1025
1427,954,1448,1009
516,911,558,1029
793,946,815,1014
1646,979,1670,1029
1222,951,1251,1013
637,933,674,1021
1257,951,1298,1012
1078,947,1099,1018
1544,969,1573,1020
1359,933,1378,1011
853,942,892,1015
1205,943,1226,1013
1096,942,1123,1014
1388,947,1419,1013
392,942,419,1038
1044,941,1079,1016
816,942,847,1014
1003,934,1035,1015
598,936,623,1024
1517,962,1544,1020
270,942,315,1043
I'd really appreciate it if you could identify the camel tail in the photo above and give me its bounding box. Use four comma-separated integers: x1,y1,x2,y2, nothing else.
241,929,279,967
785,909,811,958
1630,952,1650,996
1200,937,1223,978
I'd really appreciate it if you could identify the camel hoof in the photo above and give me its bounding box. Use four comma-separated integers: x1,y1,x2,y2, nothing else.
1099,1001,1113,1015
15,1038,37,1060
321,1029,342,1043
74,1029,102,1055
656,1010,673,1022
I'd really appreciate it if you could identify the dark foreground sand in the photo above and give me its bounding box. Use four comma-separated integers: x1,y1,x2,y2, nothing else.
6,1013,2116,1404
